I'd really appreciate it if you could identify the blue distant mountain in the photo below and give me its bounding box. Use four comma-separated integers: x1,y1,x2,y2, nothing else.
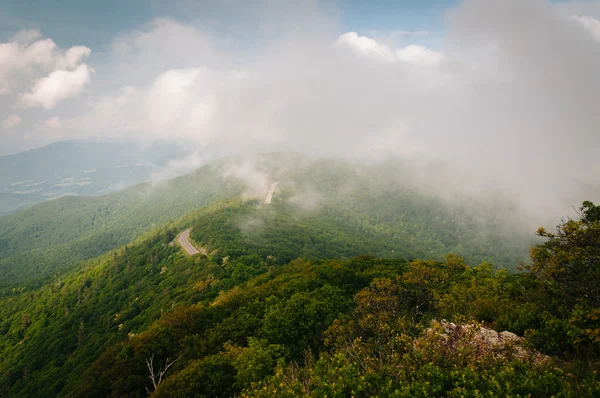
0,140,188,215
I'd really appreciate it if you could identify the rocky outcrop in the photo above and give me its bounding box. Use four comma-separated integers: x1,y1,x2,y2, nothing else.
420,320,548,364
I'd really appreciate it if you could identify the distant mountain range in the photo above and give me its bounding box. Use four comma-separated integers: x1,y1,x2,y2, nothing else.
0,140,189,215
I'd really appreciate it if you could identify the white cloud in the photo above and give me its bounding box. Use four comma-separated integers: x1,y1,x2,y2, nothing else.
75,66,243,144
0,31,92,154
396,44,444,66
0,29,91,98
39,2,600,222
570,15,600,41
1,114,21,129
147,68,215,130
0,37,56,91
21,63,93,109
0,37,56,68
335,32,396,63
45,116,62,128
57,46,92,69
151,152,206,183
335,31,443,66
110,18,227,86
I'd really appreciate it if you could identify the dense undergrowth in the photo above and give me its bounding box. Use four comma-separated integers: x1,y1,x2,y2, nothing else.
0,200,598,396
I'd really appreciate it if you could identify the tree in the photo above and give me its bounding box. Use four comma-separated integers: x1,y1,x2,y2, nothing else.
530,201,600,307
529,201,600,353
146,354,180,392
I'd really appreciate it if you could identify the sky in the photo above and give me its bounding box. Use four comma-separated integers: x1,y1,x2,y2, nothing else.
0,1,455,48
1,0,600,220
0,0,457,155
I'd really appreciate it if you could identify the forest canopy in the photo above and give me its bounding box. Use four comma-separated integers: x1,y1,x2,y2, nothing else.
0,200,598,396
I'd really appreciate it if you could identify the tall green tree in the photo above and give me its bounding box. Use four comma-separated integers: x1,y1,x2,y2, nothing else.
530,201,600,307
530,201,600,352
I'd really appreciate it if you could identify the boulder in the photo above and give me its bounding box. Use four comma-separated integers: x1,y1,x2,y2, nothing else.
421,319,548,364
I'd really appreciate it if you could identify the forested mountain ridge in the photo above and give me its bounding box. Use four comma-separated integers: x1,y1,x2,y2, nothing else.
1,152,576,396
0,161,245,290
0,200,598,396
0,153,533,292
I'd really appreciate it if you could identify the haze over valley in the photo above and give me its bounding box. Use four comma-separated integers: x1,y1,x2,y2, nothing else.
0,140,188,215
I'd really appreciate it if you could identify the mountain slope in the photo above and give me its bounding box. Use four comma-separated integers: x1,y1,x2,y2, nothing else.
0,212,593,396
0,164,595,396
0,161,536,397
0,162,243,289
0,153,533,291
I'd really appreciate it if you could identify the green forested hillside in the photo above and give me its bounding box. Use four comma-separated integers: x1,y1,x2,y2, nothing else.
0,201,598,396
0,162,244,290
190,158,531,271
0,153,531,291
0,153,571,396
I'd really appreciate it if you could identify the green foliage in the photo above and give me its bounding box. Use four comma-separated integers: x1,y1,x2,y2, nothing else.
1,153,597,397
245,258,599,397
261,285,351,359
224,337,287,390
530,201,600,356
0,153,532,291
1,240,599,396
0,162,244,290
531,201,600,307
154,355,237,398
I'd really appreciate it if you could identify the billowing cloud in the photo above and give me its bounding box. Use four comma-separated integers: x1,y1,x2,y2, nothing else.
395,44,444,66
1,114,21,130
4,0,600,223
57,46,92,70
21,63,93,109
0,37,56,84
0,29,91,95
109,18,227,86
335,31,443,66
335,32,396,63
73,22,447,154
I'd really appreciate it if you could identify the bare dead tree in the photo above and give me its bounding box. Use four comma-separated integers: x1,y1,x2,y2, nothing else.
146,354,180,392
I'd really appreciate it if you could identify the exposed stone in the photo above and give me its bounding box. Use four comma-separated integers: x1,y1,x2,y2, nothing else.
422,319,548,364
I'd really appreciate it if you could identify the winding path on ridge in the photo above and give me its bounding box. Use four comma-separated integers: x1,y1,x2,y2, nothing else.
177,228,206,256
177,181,279,256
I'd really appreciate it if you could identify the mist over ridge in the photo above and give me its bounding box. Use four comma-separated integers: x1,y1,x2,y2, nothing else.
2,0,599,225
